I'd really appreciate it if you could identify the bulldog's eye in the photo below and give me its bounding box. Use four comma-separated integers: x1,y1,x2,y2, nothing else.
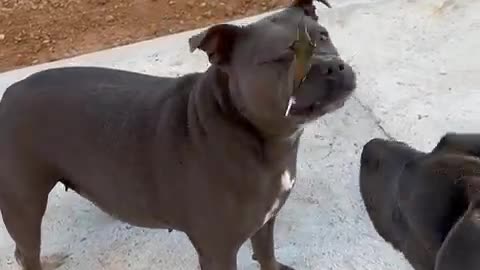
272,50,295,63
319,31,329,41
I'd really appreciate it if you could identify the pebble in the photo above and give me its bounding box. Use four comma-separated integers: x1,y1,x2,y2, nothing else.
105,15,114,22
203,10,212,17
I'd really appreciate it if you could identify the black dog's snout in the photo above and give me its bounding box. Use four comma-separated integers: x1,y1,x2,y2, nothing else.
361,138,387,170
313,55,346,76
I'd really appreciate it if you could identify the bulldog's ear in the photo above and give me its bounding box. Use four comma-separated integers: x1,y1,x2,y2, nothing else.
188,24,241,65
434,200,480,270
291,0,332,20
291,0,331,8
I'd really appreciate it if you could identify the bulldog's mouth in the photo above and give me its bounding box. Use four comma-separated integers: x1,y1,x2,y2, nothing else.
286,92,350,117
288,100,341,116
322,97,349,113
285,64,357,118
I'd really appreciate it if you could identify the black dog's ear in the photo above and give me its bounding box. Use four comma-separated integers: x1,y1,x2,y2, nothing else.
188,24,241,65
433,133,463,154
434,200,480,270
432,133,480,157
291,0,332,20
464,177,480,202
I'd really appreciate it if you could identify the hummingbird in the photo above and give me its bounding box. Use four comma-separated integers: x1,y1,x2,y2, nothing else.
285,19,316,116
291,19,316,90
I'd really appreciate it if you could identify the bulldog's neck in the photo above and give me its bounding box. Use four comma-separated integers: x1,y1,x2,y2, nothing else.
187,66,302,164
192,66,302,137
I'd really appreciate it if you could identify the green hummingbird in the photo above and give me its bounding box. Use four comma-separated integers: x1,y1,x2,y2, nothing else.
291,19,316,90
285,19,316,116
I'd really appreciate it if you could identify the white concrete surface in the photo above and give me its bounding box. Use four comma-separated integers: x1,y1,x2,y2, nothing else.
0,0,479,269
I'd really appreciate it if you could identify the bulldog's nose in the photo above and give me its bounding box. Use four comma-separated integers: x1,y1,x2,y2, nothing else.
313,55,346,76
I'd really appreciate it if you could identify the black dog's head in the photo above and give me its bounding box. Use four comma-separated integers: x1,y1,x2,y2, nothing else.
360,138,429,268
360,134,480,270
189,0,356,136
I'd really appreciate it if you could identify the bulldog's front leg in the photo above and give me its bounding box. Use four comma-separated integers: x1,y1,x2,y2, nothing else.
251,217,294,270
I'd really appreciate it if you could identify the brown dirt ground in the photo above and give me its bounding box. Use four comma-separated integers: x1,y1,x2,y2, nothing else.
0,0,293,73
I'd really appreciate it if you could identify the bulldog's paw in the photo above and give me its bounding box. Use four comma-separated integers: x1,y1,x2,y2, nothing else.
41,253,70,270
278,262,296,270
259,261,295,270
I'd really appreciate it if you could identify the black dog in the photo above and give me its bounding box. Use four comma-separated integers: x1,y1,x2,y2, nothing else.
0,0,356,269
360,133,480,270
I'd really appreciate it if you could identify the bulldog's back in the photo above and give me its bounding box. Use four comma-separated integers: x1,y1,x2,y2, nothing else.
0,66,197,148
0,67,199,226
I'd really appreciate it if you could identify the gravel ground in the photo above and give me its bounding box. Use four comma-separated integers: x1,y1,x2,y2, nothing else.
0,0,291,72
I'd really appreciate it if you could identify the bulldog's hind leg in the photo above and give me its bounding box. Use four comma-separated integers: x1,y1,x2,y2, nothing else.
189,233,241,270
0,167,62,270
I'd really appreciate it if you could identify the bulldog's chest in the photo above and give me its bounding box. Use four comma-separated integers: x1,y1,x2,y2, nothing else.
265,169,296,219
256,138,300,222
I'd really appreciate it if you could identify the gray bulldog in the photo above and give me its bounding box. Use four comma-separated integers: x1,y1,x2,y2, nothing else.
359,133,480,270
0,0,355,269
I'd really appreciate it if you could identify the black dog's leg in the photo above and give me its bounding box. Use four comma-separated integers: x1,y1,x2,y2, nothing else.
251,217,294,270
